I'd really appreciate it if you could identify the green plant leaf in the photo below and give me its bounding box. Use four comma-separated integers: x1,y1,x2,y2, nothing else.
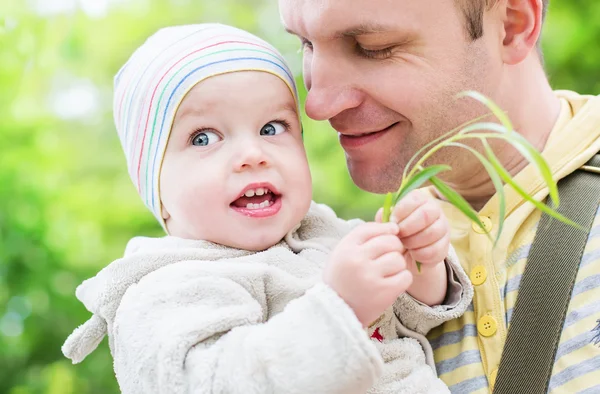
464,132,560,206
446,142,505,245
403,113,491,181
395,165,451,205
458,122,510,136
429,176,491,239
415,261,422,273
482,140,582,229
503,133,559,206
458,91,513,132
382,192,393,223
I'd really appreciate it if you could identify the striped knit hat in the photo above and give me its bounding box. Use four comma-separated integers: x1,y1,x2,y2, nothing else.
113,23,299,228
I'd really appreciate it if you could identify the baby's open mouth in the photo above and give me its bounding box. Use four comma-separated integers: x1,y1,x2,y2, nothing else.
231,187,280,210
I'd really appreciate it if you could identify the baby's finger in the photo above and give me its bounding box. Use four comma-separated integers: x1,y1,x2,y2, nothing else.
390,190,427,224
382,270,413,297
397,199,441,238
374,251,407,277
348,222,399,244
401,216,449,250
409,233,450,265
375,208,383,223
362,234,405,259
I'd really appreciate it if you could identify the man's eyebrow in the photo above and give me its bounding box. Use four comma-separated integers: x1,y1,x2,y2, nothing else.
284,23,395,39
336,23,394,38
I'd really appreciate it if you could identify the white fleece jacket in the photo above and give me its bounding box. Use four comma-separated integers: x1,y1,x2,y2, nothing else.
62,202,473,394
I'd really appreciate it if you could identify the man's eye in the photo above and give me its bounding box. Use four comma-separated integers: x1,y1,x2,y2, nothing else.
356,45,394,60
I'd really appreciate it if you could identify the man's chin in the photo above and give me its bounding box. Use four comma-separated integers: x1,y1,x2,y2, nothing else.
346,159,402,194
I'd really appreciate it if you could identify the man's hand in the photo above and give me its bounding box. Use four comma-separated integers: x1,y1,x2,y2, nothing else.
323,222,413,327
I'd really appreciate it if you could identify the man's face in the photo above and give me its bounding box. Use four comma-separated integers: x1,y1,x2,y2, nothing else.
280,0,502,193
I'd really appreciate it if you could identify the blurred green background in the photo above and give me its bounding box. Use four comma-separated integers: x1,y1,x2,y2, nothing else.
0,0,598,392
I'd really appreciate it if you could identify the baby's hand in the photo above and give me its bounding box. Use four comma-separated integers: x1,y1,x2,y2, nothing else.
377,190,450,269
376,190,450,306
323,222,413,327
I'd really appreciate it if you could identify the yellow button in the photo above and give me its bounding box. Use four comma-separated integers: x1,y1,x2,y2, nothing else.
489,368,498,388
470,265,488,286
477,315,498,337
472,216,493,234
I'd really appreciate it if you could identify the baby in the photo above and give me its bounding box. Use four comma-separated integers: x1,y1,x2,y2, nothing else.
62,23,472,394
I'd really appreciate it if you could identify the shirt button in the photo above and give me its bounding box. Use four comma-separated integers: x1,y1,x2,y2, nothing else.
470,265,488,286
477,315,498,337
472,216,493,234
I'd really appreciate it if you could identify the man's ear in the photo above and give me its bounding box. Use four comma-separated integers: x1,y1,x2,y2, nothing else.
500,0,543,65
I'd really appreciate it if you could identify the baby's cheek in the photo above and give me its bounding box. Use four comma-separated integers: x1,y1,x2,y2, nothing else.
177,188,223,239
181,186,216,215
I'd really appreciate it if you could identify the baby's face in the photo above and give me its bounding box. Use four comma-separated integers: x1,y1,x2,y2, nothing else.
159,71,312,250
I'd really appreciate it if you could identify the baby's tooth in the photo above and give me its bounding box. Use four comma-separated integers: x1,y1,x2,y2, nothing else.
255,188,265,196
244,200,273,210
245,189,255,197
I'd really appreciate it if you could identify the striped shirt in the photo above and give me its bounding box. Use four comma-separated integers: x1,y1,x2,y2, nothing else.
428,91,600,393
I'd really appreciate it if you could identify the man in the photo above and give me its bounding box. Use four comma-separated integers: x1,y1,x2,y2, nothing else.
279,0,600,392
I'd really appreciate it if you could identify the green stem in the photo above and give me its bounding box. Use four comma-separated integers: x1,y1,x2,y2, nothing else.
405,134,462,182
402,114,492,182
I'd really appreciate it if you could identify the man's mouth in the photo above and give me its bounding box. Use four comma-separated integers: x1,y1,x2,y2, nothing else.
338,122,399,149
230,183,282,217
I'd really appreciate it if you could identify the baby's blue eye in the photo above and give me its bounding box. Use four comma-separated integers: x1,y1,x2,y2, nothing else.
260,122,287,136
191,131,220,146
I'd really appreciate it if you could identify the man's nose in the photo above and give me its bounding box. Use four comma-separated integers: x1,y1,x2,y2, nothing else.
303,50,363,121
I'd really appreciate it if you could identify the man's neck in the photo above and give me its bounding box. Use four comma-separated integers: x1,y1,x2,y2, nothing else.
448,56,562,211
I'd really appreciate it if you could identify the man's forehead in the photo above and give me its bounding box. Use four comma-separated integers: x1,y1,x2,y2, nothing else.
279,0,417,39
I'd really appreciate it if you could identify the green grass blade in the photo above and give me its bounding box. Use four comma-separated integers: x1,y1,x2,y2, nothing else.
464,132,559,206
446,142,505,246
458,122,510,136
482,140,582,229
415,261,422,273
502,133,559,206
395,165,451,205
429,176,490,239
382,192,393,223
458,91,513,132
402,113,492,181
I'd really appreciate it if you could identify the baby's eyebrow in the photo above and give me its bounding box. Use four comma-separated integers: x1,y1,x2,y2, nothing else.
279,102,299,116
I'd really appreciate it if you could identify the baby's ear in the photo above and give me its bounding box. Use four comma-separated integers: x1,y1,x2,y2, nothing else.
161,203,170,220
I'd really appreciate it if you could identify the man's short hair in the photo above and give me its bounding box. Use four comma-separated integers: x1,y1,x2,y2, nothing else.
457,0,549,40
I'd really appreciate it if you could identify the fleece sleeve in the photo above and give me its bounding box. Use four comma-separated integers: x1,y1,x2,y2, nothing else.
392,245,474,335
111,264,383,394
